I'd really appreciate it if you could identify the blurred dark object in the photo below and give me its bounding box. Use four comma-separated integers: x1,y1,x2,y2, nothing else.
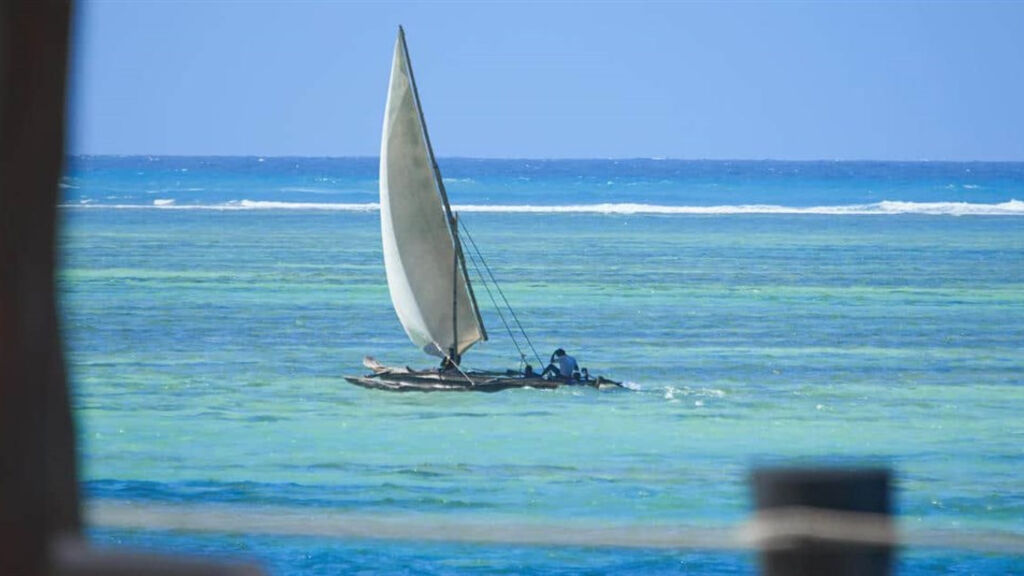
0,2,262,574
752,467,893,576
1,3,80,574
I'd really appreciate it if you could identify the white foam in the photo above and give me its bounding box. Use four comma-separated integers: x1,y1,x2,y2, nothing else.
153,199,175,206
234,200,380,211
279,187,354,195
453,200,1024,216
144,188,203,194
58,199,1024,216
63,201,380,211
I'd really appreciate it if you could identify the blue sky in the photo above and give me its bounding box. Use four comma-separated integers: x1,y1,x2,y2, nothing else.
70,1,1024,160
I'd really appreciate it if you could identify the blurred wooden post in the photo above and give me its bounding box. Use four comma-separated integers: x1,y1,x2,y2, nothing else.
751,467,893,576
1,3,262,574
1,2,80,574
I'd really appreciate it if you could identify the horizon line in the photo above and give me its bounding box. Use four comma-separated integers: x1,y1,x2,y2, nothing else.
64,154,1024,164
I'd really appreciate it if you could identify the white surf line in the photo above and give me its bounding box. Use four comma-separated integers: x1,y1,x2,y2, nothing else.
453,200,1024,215
58,199,1024,215
87,501,1024,554
59,201,382,211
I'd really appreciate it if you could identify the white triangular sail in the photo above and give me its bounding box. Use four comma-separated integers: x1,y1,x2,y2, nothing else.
379,28,486,359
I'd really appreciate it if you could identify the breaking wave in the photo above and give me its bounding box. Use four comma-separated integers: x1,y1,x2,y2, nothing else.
452,200,1024,216
60,199,1024,216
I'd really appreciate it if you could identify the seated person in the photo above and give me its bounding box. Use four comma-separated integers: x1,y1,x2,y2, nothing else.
540,348,580,381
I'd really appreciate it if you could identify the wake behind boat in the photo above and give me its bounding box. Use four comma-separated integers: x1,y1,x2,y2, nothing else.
344,27,619,393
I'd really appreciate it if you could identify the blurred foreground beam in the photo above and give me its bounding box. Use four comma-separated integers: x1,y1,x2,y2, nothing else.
89,501,739,551
87,497,1024,557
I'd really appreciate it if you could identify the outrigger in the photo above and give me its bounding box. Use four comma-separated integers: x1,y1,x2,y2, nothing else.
345,28,620,393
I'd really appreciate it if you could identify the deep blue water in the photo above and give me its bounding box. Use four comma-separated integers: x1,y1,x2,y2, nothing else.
61,157,1023,573
63,155,1024,209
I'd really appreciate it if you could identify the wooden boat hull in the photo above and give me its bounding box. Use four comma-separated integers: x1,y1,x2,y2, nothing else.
344,358,621,393
344,374,558,393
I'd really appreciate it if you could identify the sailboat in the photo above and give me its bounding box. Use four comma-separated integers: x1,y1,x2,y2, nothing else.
345,28,619,393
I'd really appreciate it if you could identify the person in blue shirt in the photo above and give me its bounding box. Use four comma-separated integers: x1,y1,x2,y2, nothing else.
541,348,580,381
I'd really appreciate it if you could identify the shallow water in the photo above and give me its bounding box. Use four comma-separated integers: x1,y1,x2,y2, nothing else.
61,158,1024,573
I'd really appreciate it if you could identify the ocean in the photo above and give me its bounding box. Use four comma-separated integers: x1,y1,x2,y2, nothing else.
60,157,1023,574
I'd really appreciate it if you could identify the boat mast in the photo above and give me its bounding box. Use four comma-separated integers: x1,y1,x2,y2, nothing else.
398,27,487,362
452,214,459,362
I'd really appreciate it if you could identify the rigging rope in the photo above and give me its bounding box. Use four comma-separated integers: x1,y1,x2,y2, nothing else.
460,232,528,366
459,219,544,368
445,354,474,383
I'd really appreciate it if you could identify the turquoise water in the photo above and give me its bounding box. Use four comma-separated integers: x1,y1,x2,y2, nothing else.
61,158,1023,573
